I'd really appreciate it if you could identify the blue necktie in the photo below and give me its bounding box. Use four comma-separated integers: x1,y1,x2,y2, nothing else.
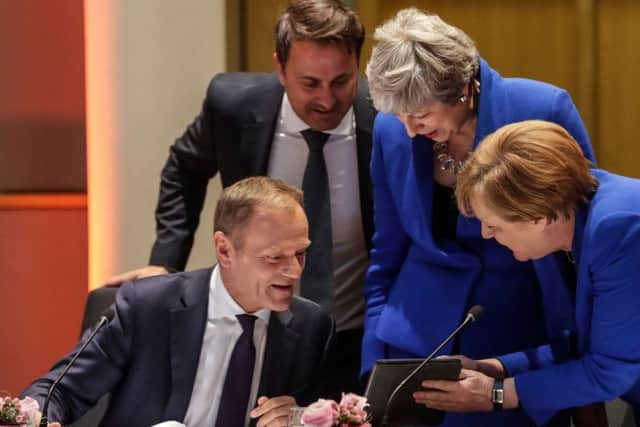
215,314,256,427
300,129,334,312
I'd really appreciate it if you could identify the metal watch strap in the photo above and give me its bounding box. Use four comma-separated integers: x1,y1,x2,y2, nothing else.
491,378,504,411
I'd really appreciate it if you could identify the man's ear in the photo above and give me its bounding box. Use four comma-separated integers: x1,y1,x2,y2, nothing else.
274,52,286,85
214,231,234,268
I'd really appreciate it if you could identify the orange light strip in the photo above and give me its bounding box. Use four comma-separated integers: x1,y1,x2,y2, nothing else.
0,193,87,210
85,0,119,290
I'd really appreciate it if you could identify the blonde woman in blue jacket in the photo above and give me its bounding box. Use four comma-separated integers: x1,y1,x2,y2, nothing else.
363,8,595,427
416,120,640,426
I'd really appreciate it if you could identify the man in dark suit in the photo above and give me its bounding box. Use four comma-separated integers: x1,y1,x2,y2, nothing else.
23,177,333,427
108,0,376,396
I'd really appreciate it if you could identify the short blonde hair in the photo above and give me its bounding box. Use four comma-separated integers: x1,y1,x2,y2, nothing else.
214,176,304,245
455,120,598,222
366,8,479,113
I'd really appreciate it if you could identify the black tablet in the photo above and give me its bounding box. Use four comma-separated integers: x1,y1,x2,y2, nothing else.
364,358,462,426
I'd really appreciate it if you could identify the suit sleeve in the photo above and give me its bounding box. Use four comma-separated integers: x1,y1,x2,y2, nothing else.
149,79,220,271
361,114,411,375
514,214,640,426
298,316,336,405
551,89,597,164
20,282,139,424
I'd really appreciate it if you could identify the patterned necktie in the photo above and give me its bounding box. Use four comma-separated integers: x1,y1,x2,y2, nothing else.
215,314,257,427
300,129,334,312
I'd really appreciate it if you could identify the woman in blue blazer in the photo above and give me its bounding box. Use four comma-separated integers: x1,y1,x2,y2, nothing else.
417,120,640,427
363,9,595,427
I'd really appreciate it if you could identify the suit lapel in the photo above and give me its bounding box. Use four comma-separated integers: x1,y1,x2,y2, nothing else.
572,202,590,353
353,77,376,251
474,58,506,148
257,310,299,399
163,270,211,421
532,253,577,360
241,74,284,176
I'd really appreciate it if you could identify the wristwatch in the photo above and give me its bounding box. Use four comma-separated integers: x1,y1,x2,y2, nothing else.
491,378,504,411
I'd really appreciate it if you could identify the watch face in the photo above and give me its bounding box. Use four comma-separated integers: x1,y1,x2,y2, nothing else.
491,379,505,405
492,389,504,404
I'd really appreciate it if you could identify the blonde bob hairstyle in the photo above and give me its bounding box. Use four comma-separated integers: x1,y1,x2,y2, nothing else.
455,120,598,223
366,8,479,114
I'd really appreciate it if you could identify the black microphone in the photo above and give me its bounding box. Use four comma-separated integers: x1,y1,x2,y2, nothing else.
381,305,484,427
39,307,115,427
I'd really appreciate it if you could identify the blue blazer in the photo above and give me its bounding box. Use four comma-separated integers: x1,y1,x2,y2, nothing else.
23,268,334,427
498,170,640,426
363,59,595,426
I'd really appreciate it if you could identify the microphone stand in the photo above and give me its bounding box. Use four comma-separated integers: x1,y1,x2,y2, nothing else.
381,307,482,427
39,310,113,427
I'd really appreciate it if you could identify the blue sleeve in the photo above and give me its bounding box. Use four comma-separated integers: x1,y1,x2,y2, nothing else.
361,113,411,375
516,215,640,426
551,89,597,164
498,344,556,376
20,282,137,423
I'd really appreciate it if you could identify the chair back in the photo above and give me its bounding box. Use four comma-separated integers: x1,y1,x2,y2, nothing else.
68,285,119,427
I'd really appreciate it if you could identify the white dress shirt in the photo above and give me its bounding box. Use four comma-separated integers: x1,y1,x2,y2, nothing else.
183,266,270,427
267,94,368,331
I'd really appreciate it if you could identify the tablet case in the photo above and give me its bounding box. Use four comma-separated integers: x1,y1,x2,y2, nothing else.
364,358,462,426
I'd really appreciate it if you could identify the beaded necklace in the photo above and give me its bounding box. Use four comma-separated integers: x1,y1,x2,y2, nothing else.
433,141,469,175
432,79,480,176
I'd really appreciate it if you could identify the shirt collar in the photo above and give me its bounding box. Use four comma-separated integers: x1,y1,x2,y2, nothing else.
280,93,354,136
209,266,271,323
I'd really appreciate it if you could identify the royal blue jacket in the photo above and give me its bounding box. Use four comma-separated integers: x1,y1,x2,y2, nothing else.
499,170,640,425
363,58,595,426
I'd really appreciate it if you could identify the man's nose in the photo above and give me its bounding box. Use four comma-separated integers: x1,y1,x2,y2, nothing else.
282,256,303,279
315,86,337,110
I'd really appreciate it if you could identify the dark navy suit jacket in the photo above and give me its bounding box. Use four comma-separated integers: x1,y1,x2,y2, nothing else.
362,58,595,427
23,268,334,427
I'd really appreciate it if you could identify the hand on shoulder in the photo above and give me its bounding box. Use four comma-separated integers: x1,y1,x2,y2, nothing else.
104,265,170,286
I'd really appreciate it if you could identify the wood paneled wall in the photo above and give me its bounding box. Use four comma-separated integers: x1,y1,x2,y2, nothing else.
241,0,640,177
245,0,290,71
597,0,640,176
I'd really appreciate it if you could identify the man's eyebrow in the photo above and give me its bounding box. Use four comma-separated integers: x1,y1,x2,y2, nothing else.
331,73,352,81
298,72,353,82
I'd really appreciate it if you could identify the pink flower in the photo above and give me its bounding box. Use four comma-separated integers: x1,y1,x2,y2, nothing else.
301,399,339,427
339,393,368,412
20,396,39,423
0,395,40,426
337,393,369,424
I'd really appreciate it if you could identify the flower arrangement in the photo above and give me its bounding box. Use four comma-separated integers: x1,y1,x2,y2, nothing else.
301,393,371,427
0,396,39,427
